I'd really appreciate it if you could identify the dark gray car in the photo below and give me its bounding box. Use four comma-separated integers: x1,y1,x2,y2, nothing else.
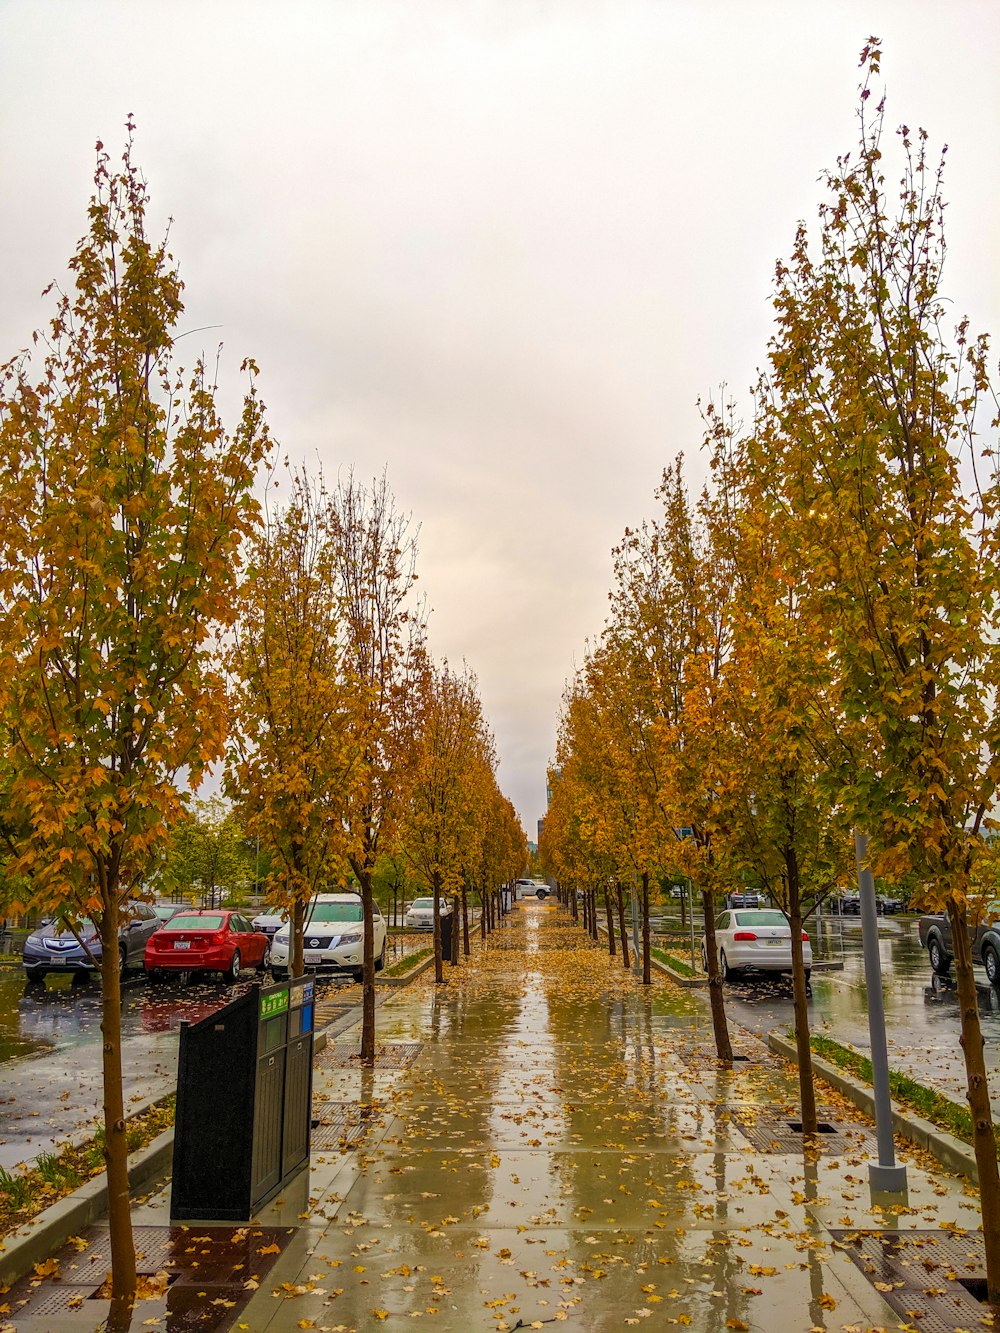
22,902,161,983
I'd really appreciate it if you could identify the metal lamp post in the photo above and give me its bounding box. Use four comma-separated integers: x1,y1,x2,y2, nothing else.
854,828,908,1194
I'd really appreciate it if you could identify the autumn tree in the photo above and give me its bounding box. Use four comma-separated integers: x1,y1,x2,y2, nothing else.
0,127,268,1326
403,660,494,982
226,468,362,979
757,40,1000,1290
704,400,849,1131
331,473,424,1060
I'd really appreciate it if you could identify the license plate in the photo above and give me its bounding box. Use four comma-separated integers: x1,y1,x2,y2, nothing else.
765,938,784,946
305,951,324,963
174,940,191,950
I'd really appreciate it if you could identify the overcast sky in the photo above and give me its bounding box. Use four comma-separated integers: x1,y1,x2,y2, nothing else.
2,2,998,837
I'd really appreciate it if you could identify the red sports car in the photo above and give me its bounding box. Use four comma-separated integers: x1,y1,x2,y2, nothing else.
145,910,270,983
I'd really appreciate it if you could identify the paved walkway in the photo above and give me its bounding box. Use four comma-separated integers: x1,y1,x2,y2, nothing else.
7,902,987,1330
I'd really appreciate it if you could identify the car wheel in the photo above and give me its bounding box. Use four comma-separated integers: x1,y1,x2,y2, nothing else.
227,950,242,984
536,888,546,900
271,966,288,981
352,968,363,983
700,944,708,972
375,938,387,972
928,938,951,976
985,946,1000,987
118,946,128,980
720,949,732,982
146,968,163,984
804,968,811,982
256,945,271,974
24,969,46,985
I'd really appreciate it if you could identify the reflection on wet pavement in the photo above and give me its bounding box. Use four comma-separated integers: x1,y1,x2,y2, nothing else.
725,913,1000,1108
225,903,947,1331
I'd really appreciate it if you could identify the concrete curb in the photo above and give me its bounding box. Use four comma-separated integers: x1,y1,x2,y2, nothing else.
767,1032,978,1181
0,970,427,1289
375,952,435,986
0,1126,175,1287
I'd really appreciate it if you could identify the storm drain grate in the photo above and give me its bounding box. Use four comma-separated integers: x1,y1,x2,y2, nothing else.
720,1105,872,1155
7,1224,294,1330
311,1100,381,1150
829,1228,988,1333
318,1040,423,1069
675,1046,755,1070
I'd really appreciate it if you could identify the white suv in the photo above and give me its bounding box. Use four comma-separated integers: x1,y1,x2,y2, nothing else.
270,894,387,982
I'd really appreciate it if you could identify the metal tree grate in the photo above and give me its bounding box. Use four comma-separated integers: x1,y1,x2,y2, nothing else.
8,1223,295,1329
318,1041,423,1069
719,1104,873,1155
829,1228,988,1333
311,1100,381,1150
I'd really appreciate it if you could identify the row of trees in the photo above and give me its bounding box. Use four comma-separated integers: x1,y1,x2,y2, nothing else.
541,40,1000,1303
0,126,525,1325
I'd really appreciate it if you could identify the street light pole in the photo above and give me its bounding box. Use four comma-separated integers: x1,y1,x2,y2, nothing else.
854,828,907,1194
630,878,640,978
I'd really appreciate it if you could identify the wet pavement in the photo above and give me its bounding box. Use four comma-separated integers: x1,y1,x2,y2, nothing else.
10,901,987,1331
0,937,425,1171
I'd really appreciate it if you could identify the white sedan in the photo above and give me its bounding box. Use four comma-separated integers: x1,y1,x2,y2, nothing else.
270,894,386,982
404,897,451,930
701,908,812,981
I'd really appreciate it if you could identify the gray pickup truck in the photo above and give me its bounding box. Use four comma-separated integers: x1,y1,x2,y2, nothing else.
918,905,1000,984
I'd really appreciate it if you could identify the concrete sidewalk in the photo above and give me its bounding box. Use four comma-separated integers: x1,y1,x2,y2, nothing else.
5,904,988,1331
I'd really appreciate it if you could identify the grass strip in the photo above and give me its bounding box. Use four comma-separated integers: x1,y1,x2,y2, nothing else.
0,1096,175,1243
809,1033,995,1151
381,947,433,979
651,946,695,977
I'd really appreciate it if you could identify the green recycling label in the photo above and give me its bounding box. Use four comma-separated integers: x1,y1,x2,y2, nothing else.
260,988,289,1020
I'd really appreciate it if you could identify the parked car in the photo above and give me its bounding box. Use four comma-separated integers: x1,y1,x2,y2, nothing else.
727,892,762,909
251,909,287,938
22,902,161,983
876,893,905,915
270,894,387,982
153,902,185,924
145,909,271,983
404,897,451,930
700,908,812,982
918,903,1000,984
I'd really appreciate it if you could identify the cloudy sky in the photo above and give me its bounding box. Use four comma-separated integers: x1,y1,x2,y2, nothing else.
2,2,998,836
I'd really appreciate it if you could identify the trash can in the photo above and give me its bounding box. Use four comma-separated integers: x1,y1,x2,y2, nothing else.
440,910,454,963
170,978,314,1221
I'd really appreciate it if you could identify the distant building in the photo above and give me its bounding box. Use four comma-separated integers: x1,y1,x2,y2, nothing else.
537,816,545,845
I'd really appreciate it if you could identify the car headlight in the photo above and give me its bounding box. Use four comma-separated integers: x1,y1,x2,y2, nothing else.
274,932,289,944
338,933,362,944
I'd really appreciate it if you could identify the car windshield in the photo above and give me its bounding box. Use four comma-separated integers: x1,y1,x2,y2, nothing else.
43,918,94,935
307,903,363,924
409,899,433,910
733,910,788,928
163,914,224,931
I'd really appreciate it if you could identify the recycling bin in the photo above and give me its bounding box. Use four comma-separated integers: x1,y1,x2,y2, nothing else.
170,978,314,1220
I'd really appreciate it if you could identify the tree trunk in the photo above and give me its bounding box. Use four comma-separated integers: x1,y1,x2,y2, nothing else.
785,850,816,1135
291,897,305,979
604,884,616,957
949,897,1000,1307
615,881,630,971
571,881,579,923
450,892,461,967
480,883,488,940
591,889,599,941
100,893,137,1331
701,887,733,1062
359,872,376,1063
679,884,687,930
432,871,444,983
461,882,470,956
641,871,651,985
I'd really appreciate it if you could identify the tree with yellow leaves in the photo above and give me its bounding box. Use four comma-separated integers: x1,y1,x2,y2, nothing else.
0,127,268,1327
403,660,495,982
757,40,1000,1291
226,467,363,980
331,473,425,1059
